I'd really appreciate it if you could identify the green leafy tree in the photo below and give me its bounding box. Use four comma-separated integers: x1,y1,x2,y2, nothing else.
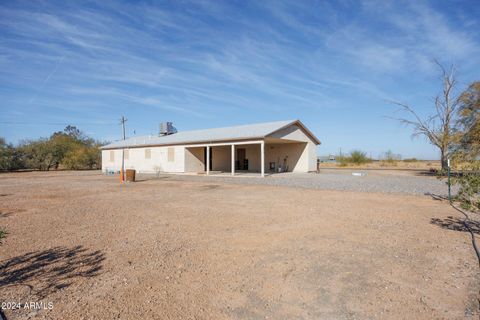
0,138,24,171
452,81,480,212
453,163,480,212
456,82,480,157
17,126,102,171
63,125,87,142
62,143,101,170
20,138,57,170
55,126,101,169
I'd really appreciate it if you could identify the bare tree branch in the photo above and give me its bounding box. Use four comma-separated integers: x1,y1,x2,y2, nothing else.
388,61,460,170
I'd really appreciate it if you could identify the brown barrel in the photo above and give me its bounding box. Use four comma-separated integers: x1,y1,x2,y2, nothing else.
125,169,136,182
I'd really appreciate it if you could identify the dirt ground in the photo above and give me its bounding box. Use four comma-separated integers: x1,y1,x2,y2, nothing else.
0,171,478,319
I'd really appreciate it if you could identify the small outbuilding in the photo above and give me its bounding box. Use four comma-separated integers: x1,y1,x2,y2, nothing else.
101,119,320,177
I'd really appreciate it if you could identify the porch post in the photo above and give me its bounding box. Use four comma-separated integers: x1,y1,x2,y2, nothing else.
231,144,235,176
260,141,265,177
206,145,210,175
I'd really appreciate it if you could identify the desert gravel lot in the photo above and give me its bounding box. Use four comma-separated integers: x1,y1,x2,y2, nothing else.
153,168,455,196
0,171,478,319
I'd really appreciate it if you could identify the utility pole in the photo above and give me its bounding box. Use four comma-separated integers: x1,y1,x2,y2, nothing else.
120,116,127,182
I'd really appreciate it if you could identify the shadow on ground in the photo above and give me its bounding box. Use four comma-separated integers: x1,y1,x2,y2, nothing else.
426,193,480,235
424,192,449,201
0,211,13,218
0,246,105,299
431,216,480,235
414,170,439,177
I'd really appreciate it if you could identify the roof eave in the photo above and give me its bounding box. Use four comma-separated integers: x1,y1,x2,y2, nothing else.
100,136,268,150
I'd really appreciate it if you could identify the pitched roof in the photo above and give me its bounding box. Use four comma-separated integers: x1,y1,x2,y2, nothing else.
101,119,320,149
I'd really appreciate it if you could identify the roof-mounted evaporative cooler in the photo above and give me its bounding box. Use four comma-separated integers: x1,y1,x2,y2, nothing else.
159,122,177,136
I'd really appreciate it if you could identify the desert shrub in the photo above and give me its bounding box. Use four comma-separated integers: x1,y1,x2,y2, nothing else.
403,158,418,162
379,150,401,167
153,165,164,177
349,150,370,165
382,150,401,163
336,156,349,167
336,150,371,166
380,160,397,167
452,161,480,212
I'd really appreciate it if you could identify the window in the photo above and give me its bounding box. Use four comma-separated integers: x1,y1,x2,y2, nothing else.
168,147,175,162
145,149,151,159
109,150,115,162
124,149,129,160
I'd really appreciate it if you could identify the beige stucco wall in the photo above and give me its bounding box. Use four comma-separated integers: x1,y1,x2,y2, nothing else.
102,146,185,173
185,145,262,173
212,146,231,171
268,124,311,142
266,124,318,172
232,144,261,172
264,143,306,172
306,141,317,171
184,147,204,173
233,142,314,173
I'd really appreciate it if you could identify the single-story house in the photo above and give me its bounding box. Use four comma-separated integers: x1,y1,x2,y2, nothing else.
101,119,320,177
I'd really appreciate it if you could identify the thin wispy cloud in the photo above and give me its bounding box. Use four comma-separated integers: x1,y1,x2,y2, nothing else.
0,0,479,158
28,54,65,104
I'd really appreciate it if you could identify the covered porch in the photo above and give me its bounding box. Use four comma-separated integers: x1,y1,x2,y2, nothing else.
184,139,308,177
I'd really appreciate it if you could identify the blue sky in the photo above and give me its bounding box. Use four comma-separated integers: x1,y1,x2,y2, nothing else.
1,1,479,159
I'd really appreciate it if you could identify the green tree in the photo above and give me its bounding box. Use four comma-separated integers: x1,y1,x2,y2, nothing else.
4,126,101,171
452,81,480,212
18,126,102,171
63,125,87,141
62,143,101,170
0,138,24,171
456,82,480,157
20,138,57,170
54,126,102,170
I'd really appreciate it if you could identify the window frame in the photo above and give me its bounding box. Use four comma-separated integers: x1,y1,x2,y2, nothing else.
145,148,151,159
167,147,175,162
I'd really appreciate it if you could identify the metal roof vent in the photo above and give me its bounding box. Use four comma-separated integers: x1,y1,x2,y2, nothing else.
159,122,177,136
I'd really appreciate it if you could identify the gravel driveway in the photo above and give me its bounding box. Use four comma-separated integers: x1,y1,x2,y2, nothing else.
147,169,454,196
